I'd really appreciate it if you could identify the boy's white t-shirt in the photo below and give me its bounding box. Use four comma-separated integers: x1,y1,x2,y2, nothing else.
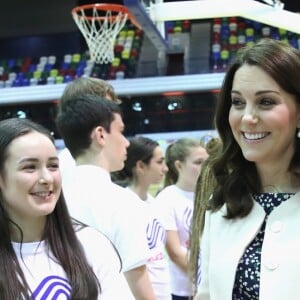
155,184,195,296
126,188,172,300
58,148,76,178
62,165,150,272
12,226,134,299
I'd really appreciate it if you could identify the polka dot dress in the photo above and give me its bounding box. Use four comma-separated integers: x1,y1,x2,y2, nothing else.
232,193,294,300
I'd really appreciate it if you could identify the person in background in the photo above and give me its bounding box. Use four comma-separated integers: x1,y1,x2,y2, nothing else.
188,137,222,295
113,136,171,299
58,77,121,178
61,77,121,104
195,39,300,300
55,93,156,300
155,138,208,300
0,117,134,299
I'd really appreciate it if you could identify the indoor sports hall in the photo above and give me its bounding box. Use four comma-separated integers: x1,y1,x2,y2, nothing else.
0,0,299,146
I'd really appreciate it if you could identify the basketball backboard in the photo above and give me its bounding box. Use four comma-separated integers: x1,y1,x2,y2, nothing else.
123,0,300,51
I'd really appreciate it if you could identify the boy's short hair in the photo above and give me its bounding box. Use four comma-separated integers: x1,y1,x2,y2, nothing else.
61,77,122,104
56,94,122,159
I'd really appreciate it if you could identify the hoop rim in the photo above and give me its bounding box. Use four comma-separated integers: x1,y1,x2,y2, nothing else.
71,3,141,29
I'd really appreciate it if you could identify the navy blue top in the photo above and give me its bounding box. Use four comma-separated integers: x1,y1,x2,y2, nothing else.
232,193,294,300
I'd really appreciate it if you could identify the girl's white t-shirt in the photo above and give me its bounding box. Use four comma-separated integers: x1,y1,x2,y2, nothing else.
12,226,134,299
155,184,195,296
126,188,172,300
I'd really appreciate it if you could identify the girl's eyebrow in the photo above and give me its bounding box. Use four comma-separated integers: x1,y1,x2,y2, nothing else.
17,157,38,164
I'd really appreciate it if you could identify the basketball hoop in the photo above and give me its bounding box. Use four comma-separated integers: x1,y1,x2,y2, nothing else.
72,3,141,64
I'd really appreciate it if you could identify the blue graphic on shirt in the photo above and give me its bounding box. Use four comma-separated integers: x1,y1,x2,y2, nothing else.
146,218,166,249
197,251,202,286
32,275,71,299
183,206,193,232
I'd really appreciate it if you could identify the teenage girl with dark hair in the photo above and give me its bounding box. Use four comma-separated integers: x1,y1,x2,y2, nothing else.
113,136,171,300
0,117,133,299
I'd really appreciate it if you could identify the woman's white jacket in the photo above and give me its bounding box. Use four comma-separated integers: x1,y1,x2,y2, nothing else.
195,191,300,300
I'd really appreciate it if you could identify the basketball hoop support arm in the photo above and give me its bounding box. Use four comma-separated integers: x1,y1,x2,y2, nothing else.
124,0,168,51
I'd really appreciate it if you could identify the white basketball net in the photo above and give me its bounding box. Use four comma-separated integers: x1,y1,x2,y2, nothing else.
72,6,129,64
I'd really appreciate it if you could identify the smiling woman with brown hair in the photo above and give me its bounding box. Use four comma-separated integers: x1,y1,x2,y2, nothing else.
196,38,300,300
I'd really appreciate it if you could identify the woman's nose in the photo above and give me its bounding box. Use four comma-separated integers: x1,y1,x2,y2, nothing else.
242,106,259,124
38,169,53,184
163,164,169,173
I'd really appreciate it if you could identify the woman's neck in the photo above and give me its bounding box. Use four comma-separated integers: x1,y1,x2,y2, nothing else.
176,179,195,192
10,218,45,243
129,183,149,201
261,172,300,194
257,158,300,193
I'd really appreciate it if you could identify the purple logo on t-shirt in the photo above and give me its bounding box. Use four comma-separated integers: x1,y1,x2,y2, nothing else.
32,275,71,299
184,206,193,232
147,218,166,249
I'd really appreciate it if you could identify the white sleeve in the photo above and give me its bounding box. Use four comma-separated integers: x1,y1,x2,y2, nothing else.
111,189,151,272
155,189,177,230
195,210,211,300
77,227,135,300
65,178,150,273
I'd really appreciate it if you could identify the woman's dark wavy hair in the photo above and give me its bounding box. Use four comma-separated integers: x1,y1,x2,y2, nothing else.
210,38,300,219
112,136,159,187
0,118,100,299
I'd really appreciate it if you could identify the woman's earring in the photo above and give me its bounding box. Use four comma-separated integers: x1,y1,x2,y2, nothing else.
297,128,300,138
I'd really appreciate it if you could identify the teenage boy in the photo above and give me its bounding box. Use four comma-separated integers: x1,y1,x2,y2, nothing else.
56,92,155,300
